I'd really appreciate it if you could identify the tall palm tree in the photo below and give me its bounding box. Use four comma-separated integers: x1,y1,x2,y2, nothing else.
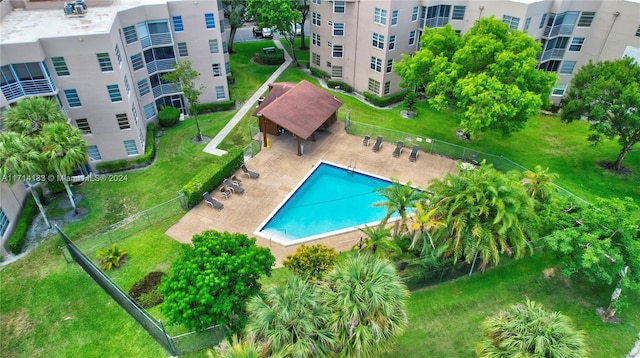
429,161,537,271
476,299,587,358
521,165,559,204
40,122,88,214
0,132,51,229
356,224,399,258
374,180,423,235
321,253,409,357
4,97,66,136
245,274,335,357
409,201,446,254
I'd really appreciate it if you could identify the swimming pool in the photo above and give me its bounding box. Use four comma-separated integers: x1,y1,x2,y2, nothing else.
255,161,397,246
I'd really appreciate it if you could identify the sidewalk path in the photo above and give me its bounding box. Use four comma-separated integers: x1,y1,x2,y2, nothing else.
203,40,293,156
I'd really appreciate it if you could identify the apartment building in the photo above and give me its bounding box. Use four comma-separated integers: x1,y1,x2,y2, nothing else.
309,0,640,102
0,0,229,254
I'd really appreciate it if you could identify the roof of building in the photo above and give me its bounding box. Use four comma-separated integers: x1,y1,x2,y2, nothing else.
255,80,344,140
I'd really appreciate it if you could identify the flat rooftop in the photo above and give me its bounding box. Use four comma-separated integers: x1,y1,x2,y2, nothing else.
1,0,167,44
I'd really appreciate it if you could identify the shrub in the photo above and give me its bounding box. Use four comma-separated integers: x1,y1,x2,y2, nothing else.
363,90,408,107
403,91,418,112
309,67,328,79
46,178,65,194
326,80,353,93
6,195,37,254
256,49,285,65
158,106,181,128
193,98,236,114
129,271,167,308
181,149,244,207
95,124,156,174
283,244,338,281
95,244,128,271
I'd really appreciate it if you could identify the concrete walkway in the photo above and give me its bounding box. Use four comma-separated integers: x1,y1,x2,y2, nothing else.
203,40,293,156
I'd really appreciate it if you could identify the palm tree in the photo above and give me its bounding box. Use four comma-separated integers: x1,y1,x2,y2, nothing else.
374,180,423,235
245,274,335,357
356,224,399,258
212,335,262,358
0,132,51,229
429,161,537,271
4,97,66,136
521,165,559,204
476,299,587,358
409,201,446,254
40,122,88,215
321,253,409,357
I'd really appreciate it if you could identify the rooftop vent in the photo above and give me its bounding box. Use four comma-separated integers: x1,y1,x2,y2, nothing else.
64,0,87,16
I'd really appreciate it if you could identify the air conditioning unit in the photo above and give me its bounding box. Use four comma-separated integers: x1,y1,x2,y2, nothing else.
63,0,87,16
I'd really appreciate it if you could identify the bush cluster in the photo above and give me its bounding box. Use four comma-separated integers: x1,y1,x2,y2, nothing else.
158,106,181,128
363,90,408,107
256,49,285,65
181,149,244,207
95,124,156,174
129,271,167,309
6,195,37,254
193,98,236,114
309,67,328,79
326,80,353,93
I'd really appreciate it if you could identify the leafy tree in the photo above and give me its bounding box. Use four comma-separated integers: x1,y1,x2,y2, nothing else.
561,57,640,171
545,197,640,321
222,0,249,54
374,180,423,235
0,132,51,229
245,274,335,357
247,0,302,66
476,299,587,358
282,244,338,281
403,91,418,113
321,253,409,357
429,161,537,271
395,18,556,138
162,59,206,142
357,224,400,258
40,122,88,215
4,96,66,136
160,231,275,333
294,0,309,50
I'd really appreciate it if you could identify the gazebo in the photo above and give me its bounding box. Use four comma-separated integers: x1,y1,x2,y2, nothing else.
254,80,344,156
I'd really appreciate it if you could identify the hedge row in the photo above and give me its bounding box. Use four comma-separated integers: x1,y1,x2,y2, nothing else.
193,98,236,114
363,90,408,107
158,106,181,128
310,67,328,79
256,49,285,65
7,194,37,254
181,148,244,207
95,124,156,174
326,80,353,93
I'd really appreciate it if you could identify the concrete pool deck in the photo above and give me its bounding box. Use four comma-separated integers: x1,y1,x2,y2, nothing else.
165,124,458,266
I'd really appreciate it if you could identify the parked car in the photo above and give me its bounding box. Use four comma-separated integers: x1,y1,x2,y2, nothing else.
253,26,273,38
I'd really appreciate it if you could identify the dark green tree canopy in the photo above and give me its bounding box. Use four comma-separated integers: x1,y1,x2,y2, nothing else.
160,230,275,332
247,0,302,65
561,57,640,171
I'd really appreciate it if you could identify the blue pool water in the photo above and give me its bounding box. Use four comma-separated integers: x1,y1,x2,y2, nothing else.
258,162,396,243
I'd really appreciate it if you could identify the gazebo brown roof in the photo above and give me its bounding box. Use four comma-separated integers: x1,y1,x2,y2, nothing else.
254,80,344,155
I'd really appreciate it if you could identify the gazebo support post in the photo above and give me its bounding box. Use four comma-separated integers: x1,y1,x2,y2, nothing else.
297,136,302,156
311,132,316,142
260,116,268,147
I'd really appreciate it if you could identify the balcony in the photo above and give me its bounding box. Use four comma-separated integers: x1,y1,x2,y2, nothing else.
140,33,173,49
1,78,57,103
152,83,180,98
539,48,566,62
146,58,177,75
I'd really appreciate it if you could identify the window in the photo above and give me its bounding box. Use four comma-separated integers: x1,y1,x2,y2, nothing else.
334,1,345,13
332,44,343,58
577,12,595,27
331,66,343,78
97,53,113,72
326,61,332,68
560,61,576,74
124,140,138,156
211,63,222,77
123,25,137,44
88,145,102,161
372,33,385,49
368,78,380,94
216,86,225,100
552,83,567,96
524,17,531,31
222,41,228,53
452,6,466,20
205,13,216,29
144,103,156,119
538,60,561,72
123,75,130,94
51,57,69,76
116,113,130,129
388,35,396,50
374,8,387,25
64,89,81,107
132,104,139,125
312,33,321,46
107,84,122,102
225,61,231,74
209,39,219,54
384,81,391,95
0,209,9,238
131,53,144,71
312,52,320,66
220,20,225,32
115,45,122,65
312,12,321,26
386,59,393,73
75,118,91,134
539,13,547,28
636,25,640,37
370,56,382,72
412,6,419,21
409,30,416,45
569,37,584,51
503,15,520,30
391,10,398,26
172,16,184,32
177,42,189,57
312,0,320,4
425,5,451,28
138,79,151,96
327,41,332,47
333,23,344,36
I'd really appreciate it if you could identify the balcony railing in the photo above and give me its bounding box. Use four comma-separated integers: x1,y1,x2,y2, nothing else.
152,83,180,98
424,17,449,28
539,48,566,62
140,33,173,49
146,58,177,74
1,78,57,102
543,24,574,38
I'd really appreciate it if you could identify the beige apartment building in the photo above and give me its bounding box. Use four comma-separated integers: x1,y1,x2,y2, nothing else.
0,0,229,254
309,0,640,102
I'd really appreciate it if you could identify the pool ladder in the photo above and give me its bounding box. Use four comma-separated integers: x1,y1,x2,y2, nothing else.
347,159,356,175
